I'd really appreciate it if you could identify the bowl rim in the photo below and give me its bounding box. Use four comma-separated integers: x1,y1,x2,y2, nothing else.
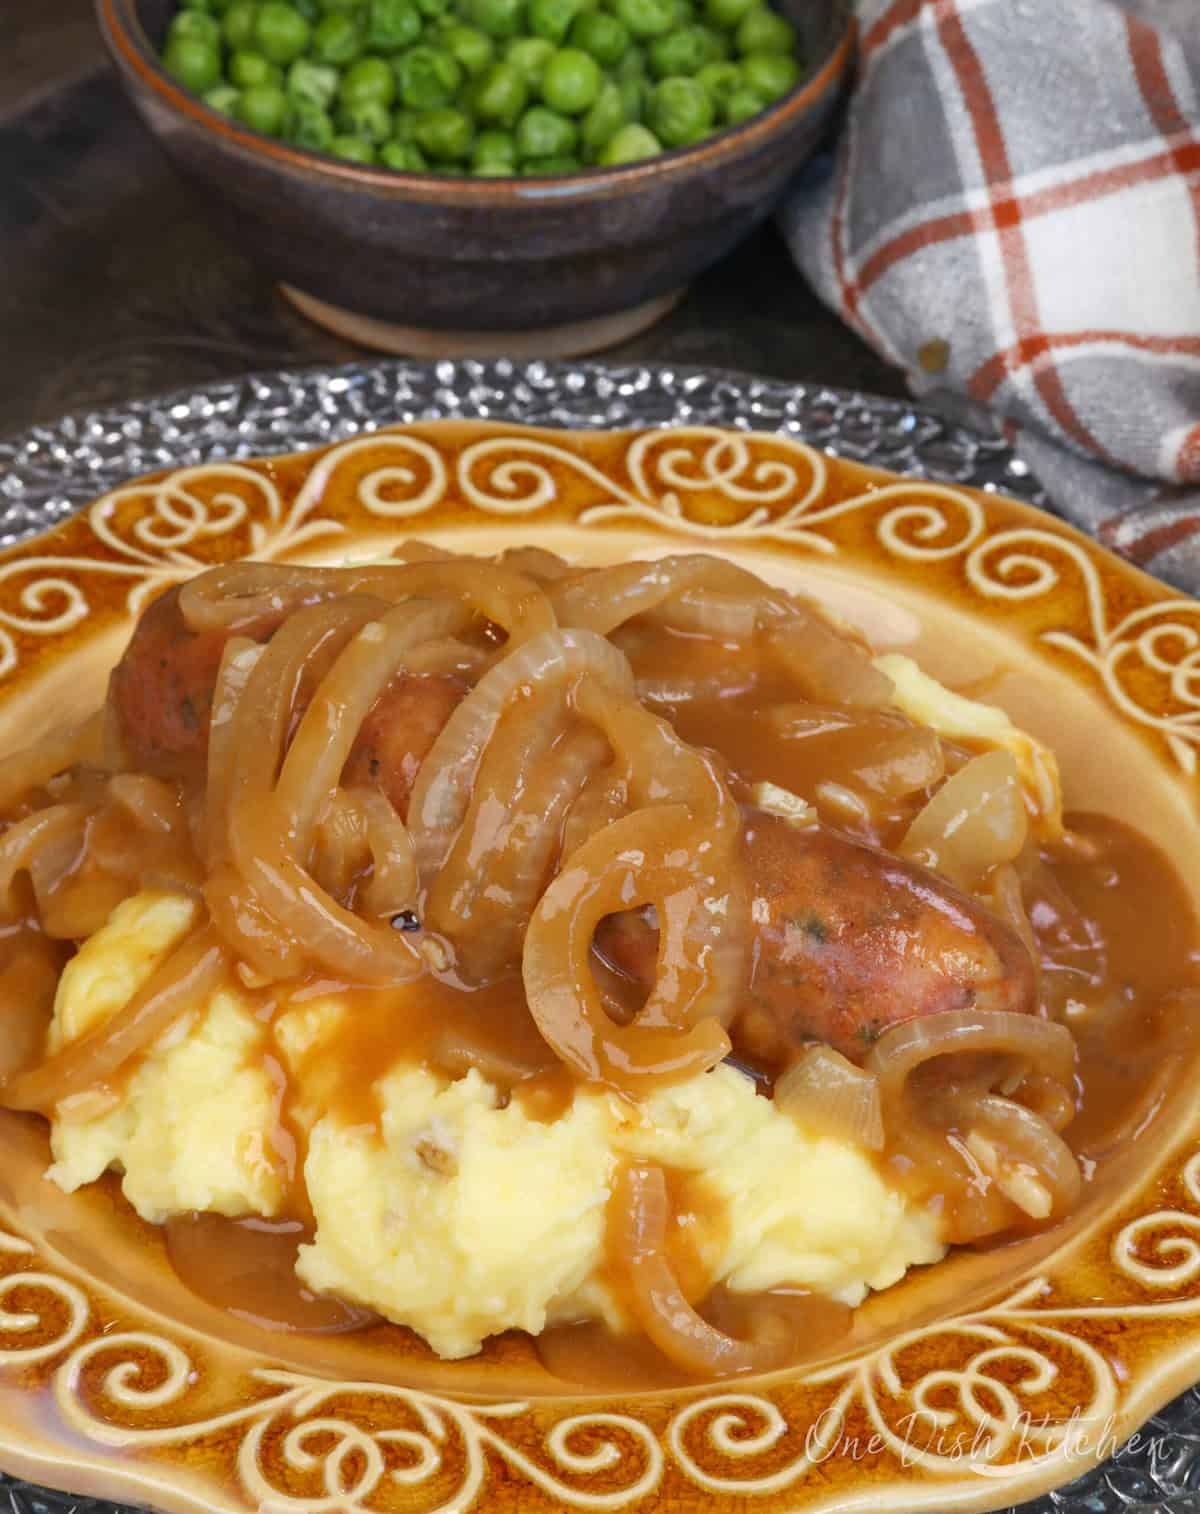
95,0,855,205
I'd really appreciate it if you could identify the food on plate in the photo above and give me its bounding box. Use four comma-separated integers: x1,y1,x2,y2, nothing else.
158,0,805,175
0,544,1194,1380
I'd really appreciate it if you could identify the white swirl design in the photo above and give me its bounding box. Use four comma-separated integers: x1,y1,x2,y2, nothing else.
51,1343,662,1514
967,530,1200,776
0,461,343,679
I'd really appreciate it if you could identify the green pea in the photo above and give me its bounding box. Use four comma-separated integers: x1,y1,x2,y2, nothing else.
472,60,528,124
735,5,794,53
202,83,242,115
163,36,223,92
311,11,363,63
293,0,321,18
740,50,799,98
229,49,283,85
254,1,312,62
703,0,753,28
365,0,422,49
472,127,517,166
222,1,260,48
168,10,223,47
665,0,697,25
617,74,647,119
648,24,721,76
598,120,661,162
235,81,291,133
337,97,394,138
722,83,764,122
330,133,377,162
341,54,397,105
528,0,582,43
569,10,629,65
395,45,462,106
515,103,578,157
696,58,740,106
522,153,581,173
580,79,625,155
473,161,513,175
391,106,420,140
289,101,336,148
287,57,340,107
614,43,647,79
504,36,554,85
611,0,673,40
414,105,474,159
466,0,525,38
179,0,216,10
379,139,429,169
541,47,601,112
648,74,712,145
320,0,367,10
415,0,453,18
442,24,495,76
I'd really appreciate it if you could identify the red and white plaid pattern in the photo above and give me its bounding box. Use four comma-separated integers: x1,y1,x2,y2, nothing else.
781,0,1200,586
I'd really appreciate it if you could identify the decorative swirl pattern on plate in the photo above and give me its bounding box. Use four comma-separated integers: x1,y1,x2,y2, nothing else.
5,1135,1200,1514
0,464,342,678
52,1338,661,1513
967,530,1200,776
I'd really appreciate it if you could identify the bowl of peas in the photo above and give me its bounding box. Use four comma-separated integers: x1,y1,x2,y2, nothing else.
97,0,853,355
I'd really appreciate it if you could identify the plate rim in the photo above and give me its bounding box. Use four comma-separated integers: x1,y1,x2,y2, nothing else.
0,406,1197,1514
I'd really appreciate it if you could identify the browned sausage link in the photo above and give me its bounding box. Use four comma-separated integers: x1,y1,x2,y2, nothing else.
108,588,466,815
597,809,1038,1067
111,597,1037,1050
107,586,242,776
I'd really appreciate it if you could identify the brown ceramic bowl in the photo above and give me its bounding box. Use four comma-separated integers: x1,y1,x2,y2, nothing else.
95,0,853,356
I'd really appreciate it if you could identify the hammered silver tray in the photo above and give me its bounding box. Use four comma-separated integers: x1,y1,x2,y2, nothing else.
0,357,1196,1514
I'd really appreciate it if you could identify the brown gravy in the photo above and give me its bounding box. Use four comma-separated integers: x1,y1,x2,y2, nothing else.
3,615,1199,1385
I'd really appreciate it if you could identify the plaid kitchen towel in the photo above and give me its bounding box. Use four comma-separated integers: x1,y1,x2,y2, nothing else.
780,0,1200,589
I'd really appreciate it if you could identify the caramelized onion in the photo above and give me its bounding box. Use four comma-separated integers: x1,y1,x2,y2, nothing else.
609,1163,792,1376
180,559,554,646
0,805,90,919
409,628,634,882
864,1008,1077,1105
1,927,226,1113
523,807,731,1090
775,1046,884,1150
0,714,104,813
951,1091,1082,1221
352,787,419,918
901,750,1027,892
765,616,893,709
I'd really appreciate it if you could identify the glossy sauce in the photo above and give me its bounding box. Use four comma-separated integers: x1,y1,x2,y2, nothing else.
3,617,1199,1378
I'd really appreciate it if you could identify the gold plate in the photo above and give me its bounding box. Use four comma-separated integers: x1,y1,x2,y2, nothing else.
0,421,1198,1514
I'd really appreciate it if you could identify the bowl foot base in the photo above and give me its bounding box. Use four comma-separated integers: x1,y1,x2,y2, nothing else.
279,284,686,359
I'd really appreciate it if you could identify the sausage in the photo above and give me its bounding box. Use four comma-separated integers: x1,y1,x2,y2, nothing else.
340,673,466,818
109,587,465,816
107,586,234,775
111,595,1038,1055
596,809,1038,1066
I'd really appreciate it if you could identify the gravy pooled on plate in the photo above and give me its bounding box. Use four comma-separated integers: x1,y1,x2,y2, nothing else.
0,545,1194,1379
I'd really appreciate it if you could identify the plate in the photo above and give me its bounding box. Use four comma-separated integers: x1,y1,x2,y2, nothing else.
0,364,1198,1514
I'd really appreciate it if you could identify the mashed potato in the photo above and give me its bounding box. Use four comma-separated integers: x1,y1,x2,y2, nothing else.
47,893,284,1225
46,890,944,1360
876,652,1063,835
